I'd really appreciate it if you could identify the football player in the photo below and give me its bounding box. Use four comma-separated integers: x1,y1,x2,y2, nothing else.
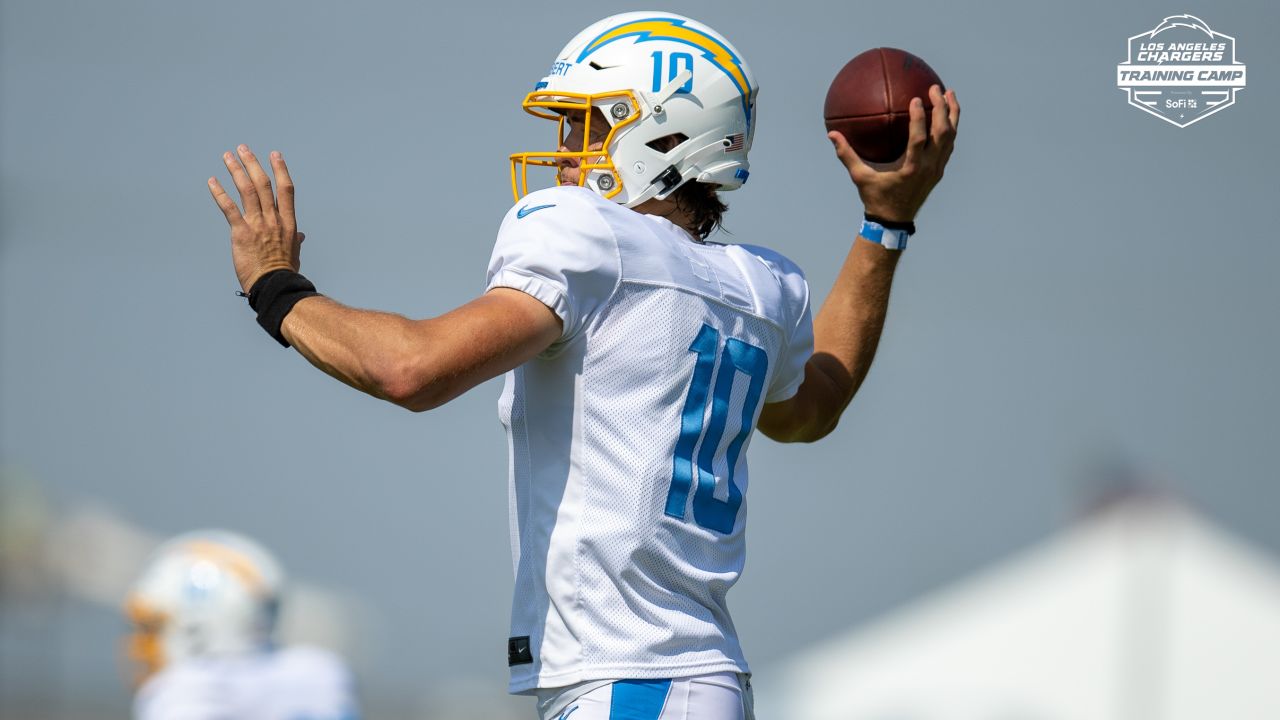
125,531,359,720
208,11,957,719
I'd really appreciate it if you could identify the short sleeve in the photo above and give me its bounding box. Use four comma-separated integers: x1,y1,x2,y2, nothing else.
133,666,223,720
273,646,361,720
740,245,813,404
485,188,621,347
769,285,813,403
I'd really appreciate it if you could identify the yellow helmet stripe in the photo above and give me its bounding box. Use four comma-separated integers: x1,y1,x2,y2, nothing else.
184,540,265,591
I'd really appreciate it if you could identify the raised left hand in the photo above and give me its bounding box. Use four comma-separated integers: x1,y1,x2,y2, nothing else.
209,145,304,293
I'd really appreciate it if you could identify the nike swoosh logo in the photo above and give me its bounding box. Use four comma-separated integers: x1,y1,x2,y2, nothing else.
559,705,579,720
517,203,556,219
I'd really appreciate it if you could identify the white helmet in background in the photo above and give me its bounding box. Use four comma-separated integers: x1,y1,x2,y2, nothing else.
510,12,758,207
124,530,283,684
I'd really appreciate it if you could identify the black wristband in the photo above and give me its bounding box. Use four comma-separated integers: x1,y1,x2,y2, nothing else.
864,214,916,236
244,270,319,347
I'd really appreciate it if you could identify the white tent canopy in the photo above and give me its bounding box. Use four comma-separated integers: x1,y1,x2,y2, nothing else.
758,498,1280,720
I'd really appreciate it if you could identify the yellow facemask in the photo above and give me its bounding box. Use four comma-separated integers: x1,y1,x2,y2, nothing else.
509,89,640,203
123,596,167,687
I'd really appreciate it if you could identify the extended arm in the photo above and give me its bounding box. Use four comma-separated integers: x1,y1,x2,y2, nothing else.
758,240,899,442
208,145,561,413
758,86,959,443
282,290,560,412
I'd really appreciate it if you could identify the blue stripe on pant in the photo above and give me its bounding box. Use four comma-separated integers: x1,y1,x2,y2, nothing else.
609,679,672,720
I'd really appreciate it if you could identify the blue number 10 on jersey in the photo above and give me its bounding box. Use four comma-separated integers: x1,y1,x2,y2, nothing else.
665,323,769,534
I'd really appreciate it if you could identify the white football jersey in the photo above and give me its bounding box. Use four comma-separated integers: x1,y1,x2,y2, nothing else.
486,185,814,693
133,645,359,720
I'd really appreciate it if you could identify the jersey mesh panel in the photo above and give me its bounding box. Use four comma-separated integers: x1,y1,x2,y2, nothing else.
572,281,785,669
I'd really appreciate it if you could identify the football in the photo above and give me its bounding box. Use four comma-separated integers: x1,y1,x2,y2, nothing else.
824,47,944,163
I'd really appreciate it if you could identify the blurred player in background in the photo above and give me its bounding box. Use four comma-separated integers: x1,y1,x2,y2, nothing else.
125,530,359,720
208,11,956,719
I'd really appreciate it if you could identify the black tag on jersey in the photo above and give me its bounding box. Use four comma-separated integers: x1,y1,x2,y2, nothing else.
508,635,533,666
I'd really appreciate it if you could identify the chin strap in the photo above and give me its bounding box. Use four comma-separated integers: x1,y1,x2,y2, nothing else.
647,138,734,200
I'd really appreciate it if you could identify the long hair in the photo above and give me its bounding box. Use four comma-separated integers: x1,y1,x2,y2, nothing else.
673,181,728,240
646,133,728,240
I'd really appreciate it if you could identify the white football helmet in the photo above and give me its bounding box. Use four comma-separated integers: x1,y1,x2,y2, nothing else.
124,530,283,685
510,12,758,207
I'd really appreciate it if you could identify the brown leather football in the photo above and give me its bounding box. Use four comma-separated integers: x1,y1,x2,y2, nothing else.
824,48,943,163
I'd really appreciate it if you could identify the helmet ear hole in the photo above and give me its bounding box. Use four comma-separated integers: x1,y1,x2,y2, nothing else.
646,133,689,153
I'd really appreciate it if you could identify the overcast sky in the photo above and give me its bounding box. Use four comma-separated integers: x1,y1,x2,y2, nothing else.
2,0,1278,716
